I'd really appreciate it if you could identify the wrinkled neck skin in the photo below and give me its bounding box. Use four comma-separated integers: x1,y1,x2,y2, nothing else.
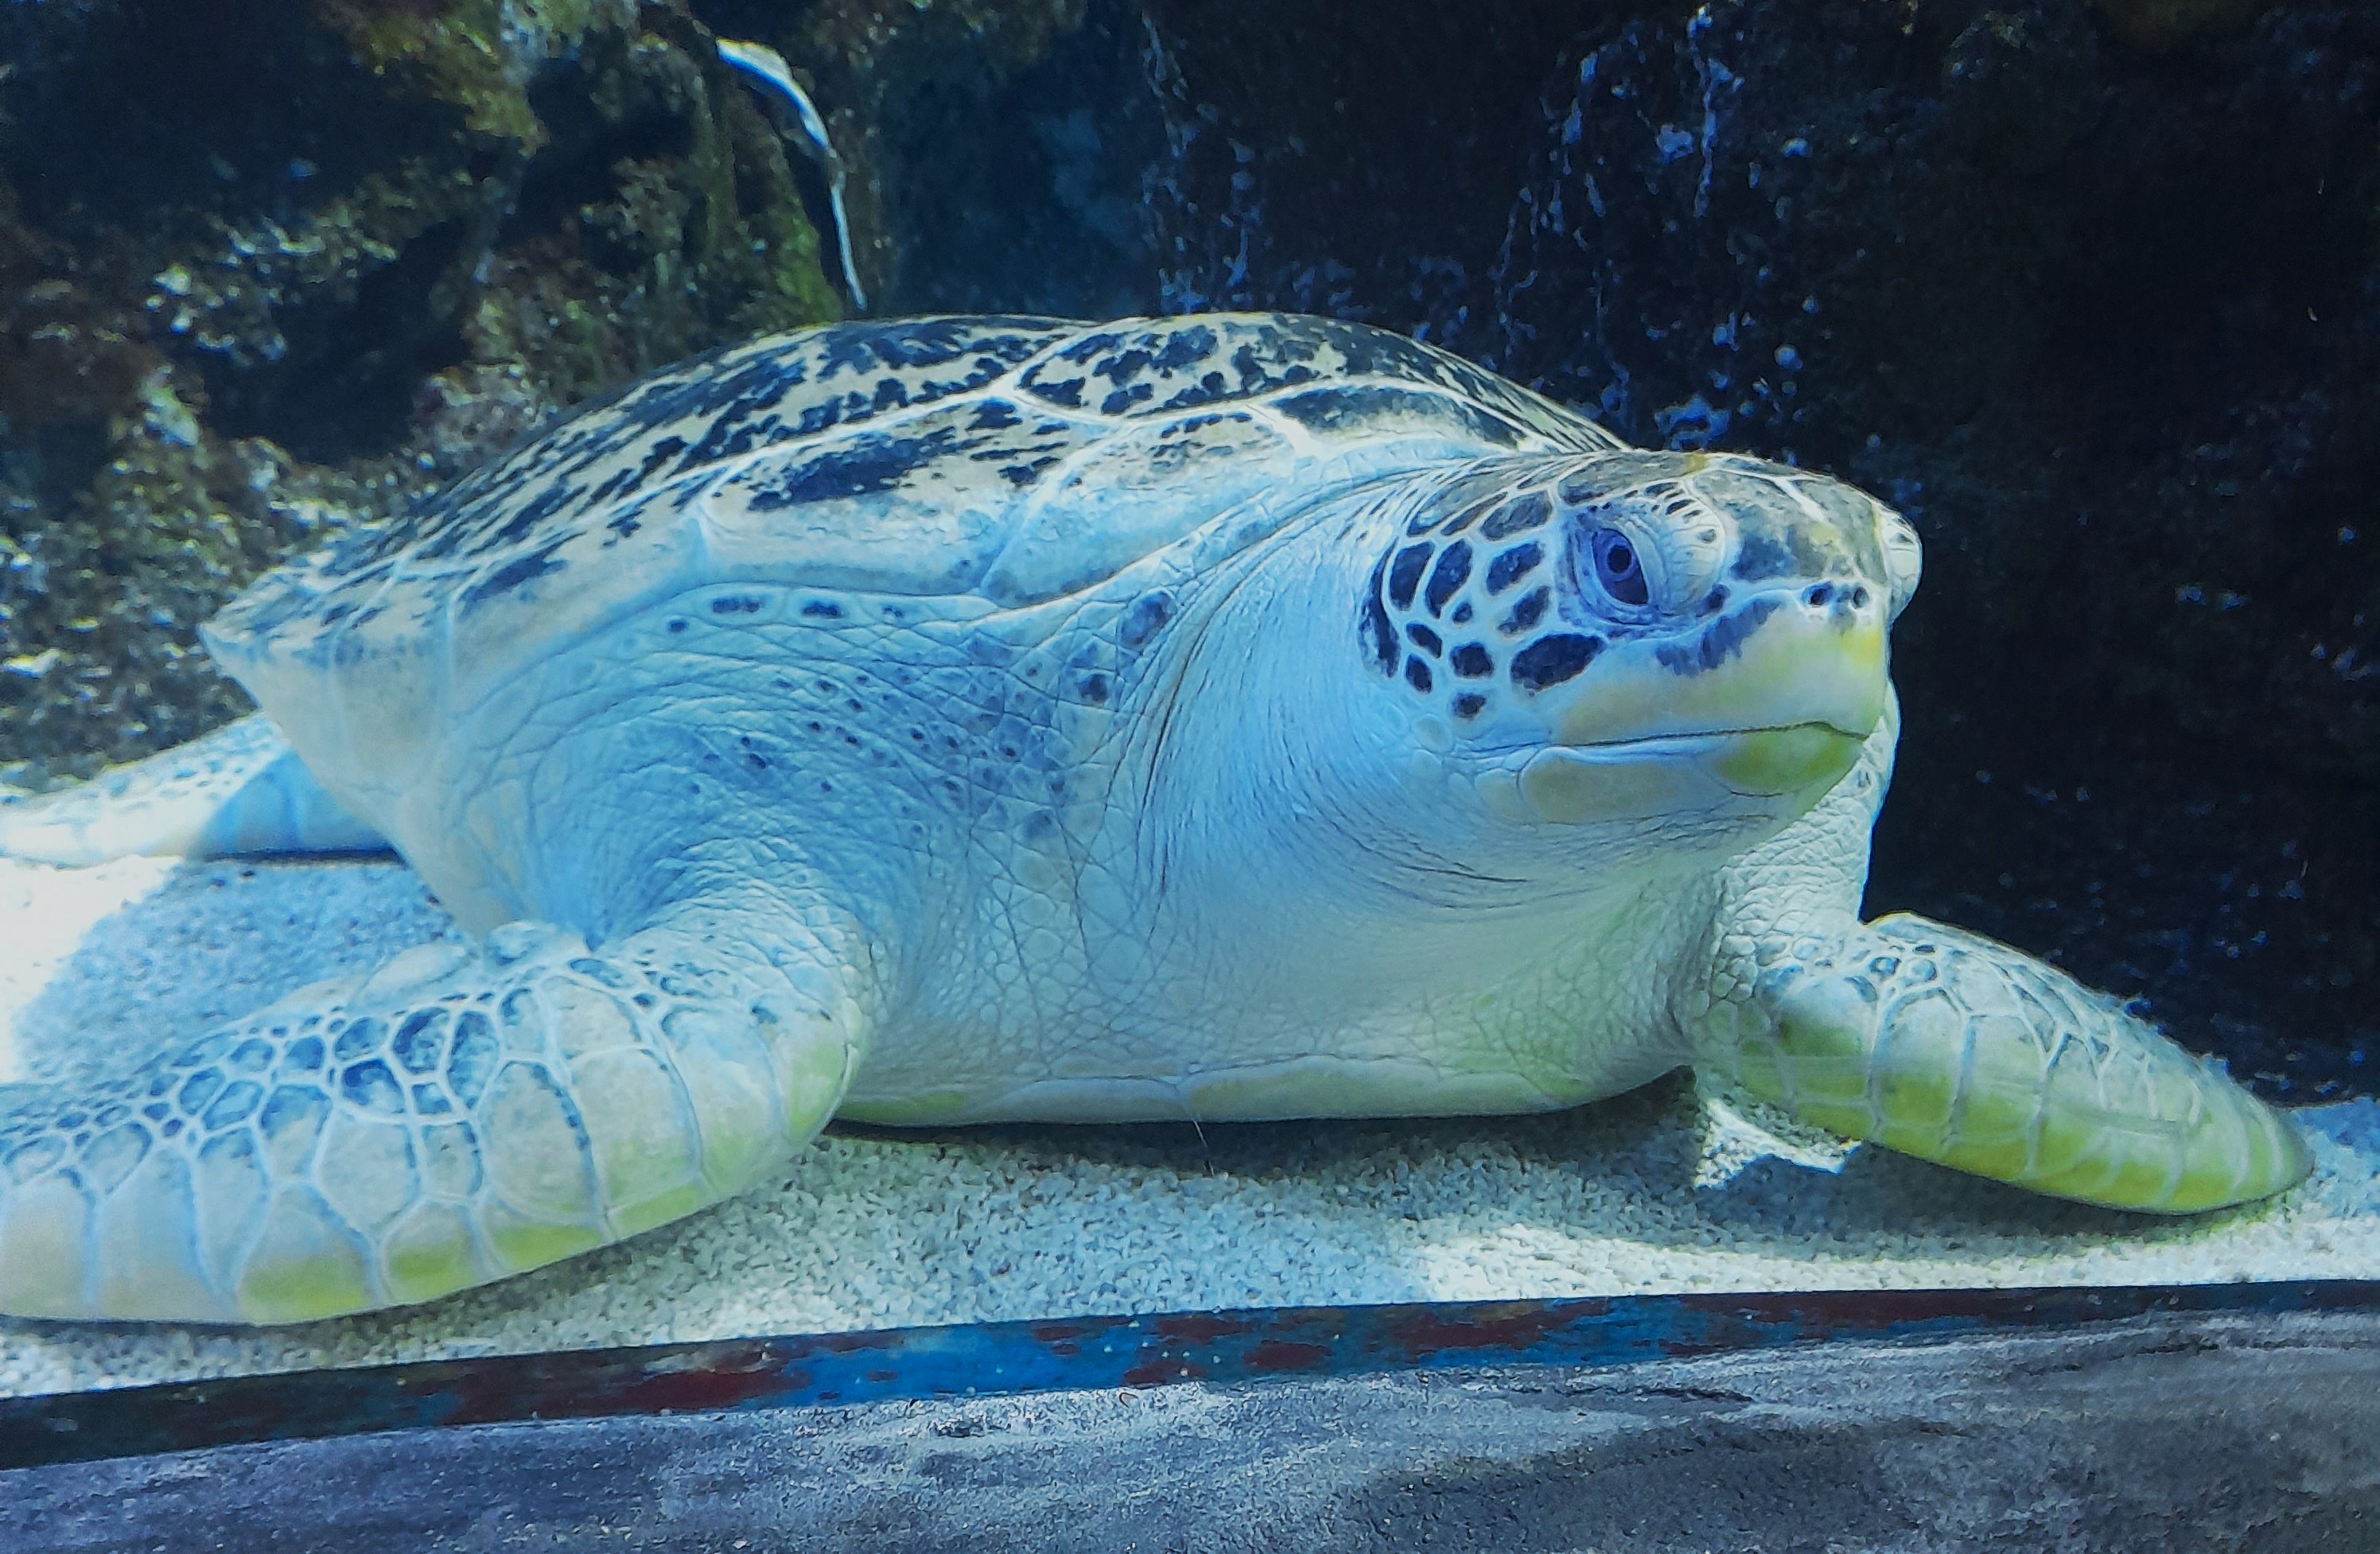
1671,687,1898,1059
1121,464,1822,1069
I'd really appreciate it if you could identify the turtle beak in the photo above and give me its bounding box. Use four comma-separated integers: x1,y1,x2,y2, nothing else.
1548,591,1887,753
1488,589,1887,826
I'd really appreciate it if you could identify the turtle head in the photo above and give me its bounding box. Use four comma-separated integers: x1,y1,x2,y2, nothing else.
1360,450,1919,835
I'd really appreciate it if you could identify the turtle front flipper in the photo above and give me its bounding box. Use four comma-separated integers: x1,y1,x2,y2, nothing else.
0,899,865,1322
1719,915,2310,1212
0,712,383,864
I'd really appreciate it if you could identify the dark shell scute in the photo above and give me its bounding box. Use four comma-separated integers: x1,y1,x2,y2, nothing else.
315,321,1071,581
745,426,964,512
461,540,571,608
812,316,1057,379
1273,384,1526,448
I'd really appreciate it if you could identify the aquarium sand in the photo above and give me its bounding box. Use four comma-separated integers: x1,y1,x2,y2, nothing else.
1,854,2372,1397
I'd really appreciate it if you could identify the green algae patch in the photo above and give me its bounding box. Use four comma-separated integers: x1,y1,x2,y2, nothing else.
0,367,402,783
315,0,632,153
0,1,841,776
2091,0,2274,49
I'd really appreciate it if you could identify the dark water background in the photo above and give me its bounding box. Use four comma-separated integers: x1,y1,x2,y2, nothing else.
0,0,2371,1098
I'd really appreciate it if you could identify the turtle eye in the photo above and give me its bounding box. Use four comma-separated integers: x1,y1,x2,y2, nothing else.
1589,528,1650,607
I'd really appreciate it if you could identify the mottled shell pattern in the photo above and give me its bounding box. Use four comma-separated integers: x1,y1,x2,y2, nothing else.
207,315,1619,791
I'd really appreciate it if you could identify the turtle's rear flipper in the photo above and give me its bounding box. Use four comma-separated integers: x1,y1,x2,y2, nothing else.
0,901,865,1322
0,712,383,864
1728,915,2311,1212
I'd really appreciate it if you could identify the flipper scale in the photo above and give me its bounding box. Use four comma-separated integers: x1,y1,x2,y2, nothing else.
0,908,862,1322
0,713,382,864
1730,915,2310,1212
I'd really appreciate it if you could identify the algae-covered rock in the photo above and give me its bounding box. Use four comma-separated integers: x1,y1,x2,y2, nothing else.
315,0,634,153
0,0,840,779
697,0,1132,313
0,385,403,782
2093,0,2277,49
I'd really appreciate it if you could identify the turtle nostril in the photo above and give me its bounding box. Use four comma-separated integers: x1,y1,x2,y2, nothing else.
1805,582,1872,612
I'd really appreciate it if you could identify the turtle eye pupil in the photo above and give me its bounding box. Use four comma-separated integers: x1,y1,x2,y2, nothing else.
1592,530,1649,607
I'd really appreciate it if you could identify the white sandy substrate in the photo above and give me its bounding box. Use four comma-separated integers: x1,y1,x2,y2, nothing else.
0,854,2374,1398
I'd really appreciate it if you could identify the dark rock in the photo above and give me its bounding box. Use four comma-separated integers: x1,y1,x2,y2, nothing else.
0,0,840,778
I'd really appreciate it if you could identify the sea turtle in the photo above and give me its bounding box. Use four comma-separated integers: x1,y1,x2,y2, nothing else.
0,314,2310,1323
